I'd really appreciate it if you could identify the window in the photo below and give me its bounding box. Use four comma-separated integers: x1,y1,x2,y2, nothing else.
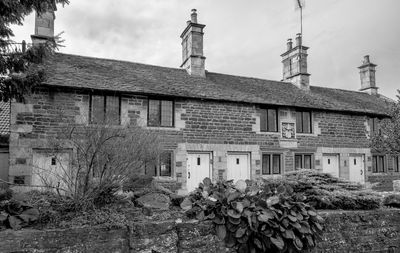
369,118,380,134
90,94,121,124
296,111,312,133
394,156,399,173
295,154,313,170
262,154,281,175
148,99,174,127
260,108,278,132
145,151,173,177
13,176,25,185
372,155,385,173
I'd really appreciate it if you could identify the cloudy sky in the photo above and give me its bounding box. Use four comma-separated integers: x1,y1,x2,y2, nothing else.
11,0,400,99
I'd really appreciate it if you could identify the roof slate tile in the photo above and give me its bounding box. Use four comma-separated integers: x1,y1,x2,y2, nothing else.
42,53,390,116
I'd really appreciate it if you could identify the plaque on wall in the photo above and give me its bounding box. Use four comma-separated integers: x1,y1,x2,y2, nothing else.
281,122,295,139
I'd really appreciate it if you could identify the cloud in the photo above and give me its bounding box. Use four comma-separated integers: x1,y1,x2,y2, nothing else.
10,0,400,99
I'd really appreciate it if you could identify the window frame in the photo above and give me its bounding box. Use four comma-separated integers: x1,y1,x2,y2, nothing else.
260,107,279,133
262,153,282,175
296,110,312,134
372,155,386,173
145,151,174,178
369,117,380,135
89,93,122,125
394,156,399,173
147,98,175,128
294,153,314,170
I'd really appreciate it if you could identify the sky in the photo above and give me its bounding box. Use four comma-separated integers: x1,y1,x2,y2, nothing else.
10,0,400,99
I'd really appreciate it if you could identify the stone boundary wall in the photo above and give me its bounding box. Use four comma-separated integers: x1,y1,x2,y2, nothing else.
0,209,399,253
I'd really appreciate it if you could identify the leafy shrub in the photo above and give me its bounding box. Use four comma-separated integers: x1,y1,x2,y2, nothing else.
0,188,13,201
181,178,324,252
383,194,400,208
264,170,381,210
122,175,154,192
0,192,39,229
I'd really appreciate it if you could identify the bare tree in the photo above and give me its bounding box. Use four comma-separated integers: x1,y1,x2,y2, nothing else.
33,120,162,206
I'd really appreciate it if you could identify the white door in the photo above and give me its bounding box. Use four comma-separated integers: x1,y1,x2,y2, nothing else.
349,155,365,183
187,153,211,192
32,152,70,189
322,155,339,178
227,153,250,182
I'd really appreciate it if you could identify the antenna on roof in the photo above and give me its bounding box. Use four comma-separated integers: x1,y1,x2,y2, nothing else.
294,0,305,38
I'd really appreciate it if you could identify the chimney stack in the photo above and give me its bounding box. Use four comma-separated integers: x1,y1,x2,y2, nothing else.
31,5,56,45
287,39,293,51
358,55,378,95
281,34,310,90
180,9,206,77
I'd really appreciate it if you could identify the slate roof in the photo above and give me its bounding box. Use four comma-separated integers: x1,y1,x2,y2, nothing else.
43,53,391,116
0,101,10,135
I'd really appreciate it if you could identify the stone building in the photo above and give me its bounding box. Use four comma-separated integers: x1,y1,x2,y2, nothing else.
0,101,10,187
7,9,399,193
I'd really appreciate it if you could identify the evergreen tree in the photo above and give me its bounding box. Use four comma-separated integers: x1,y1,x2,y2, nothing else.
370,90,400,155
0,0,69,101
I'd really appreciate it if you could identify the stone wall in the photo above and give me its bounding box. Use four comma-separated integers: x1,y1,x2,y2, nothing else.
0,209,399,253
9,87,399,190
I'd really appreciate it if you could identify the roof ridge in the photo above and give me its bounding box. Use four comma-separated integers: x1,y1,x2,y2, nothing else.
311,85,373,95
206,71,293,86
54,52,186,72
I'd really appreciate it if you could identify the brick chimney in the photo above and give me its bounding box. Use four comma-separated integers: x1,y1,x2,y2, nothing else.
358,55,378,95
180,9,206,77
31,6,56,45
281,33,310,90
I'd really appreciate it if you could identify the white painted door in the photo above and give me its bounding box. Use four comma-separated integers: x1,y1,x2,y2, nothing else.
187,153,211,192
322,155,339,178
32,152,70,189
349,155,365,183
227,153,250,182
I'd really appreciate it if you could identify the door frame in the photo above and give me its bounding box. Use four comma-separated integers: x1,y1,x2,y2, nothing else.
227,152,251,181
322,153,340,177
186,151,213,188
349,154,366,183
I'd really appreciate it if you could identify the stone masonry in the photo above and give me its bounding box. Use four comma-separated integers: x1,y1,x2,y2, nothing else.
8,85,397,193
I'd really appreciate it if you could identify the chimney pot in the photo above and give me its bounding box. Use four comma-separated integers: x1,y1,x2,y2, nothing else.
363,55,370,64
295,33,302,47
287,39,293,51
21,40,26,53
191,9,198,23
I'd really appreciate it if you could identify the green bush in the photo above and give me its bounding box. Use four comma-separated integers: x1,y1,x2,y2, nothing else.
0,192,40,229
0,188,13,201
122,174,154,192
383,194,400,208
263,170,381,210
181,178,324,253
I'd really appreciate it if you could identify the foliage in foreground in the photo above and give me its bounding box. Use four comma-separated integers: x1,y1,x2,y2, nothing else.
181,178,324,253
370,89,400,155
37,122,162,211
267,170,382,210
383,194,400,208
0,189,39,230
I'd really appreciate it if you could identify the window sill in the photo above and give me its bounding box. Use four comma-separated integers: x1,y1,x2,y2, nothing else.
146,126,180,131
258,131,281,135
260,174,283,179
153,176,175,182
296,132,314,136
